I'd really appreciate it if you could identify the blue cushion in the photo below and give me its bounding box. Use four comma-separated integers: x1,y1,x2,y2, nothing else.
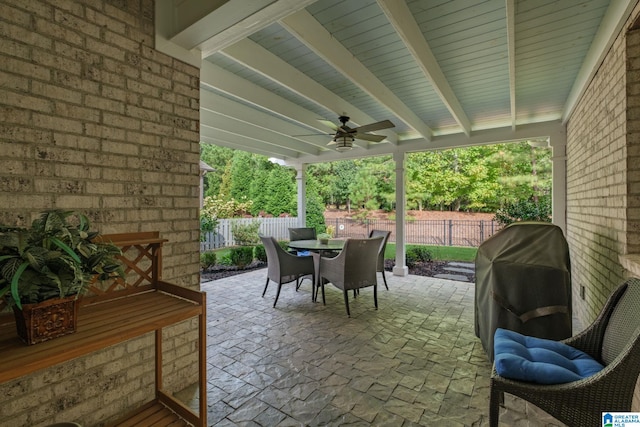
296,250,310,257
494,328,604,384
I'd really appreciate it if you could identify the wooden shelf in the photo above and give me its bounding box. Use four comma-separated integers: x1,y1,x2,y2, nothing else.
0,233,207,427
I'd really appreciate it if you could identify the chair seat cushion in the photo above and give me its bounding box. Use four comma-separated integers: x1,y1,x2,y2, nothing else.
494,328,604,384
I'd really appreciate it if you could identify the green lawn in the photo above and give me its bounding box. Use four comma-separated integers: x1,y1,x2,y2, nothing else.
385,244,477,262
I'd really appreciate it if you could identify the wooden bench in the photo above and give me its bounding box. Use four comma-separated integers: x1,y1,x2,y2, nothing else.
0,231,207,427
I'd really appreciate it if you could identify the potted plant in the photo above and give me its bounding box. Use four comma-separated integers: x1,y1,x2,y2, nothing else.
317,233,331,245
0,210,124,344
318,225,335,245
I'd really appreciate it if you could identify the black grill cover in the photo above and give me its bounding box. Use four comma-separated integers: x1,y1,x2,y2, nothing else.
475,222,572,361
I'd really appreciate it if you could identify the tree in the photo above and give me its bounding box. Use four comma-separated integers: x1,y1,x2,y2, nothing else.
229,151,255,201
331,161,358,210
202,139,553,217
349,166,377,212
200,144,234,198
264,166,296,216
304,175,327,232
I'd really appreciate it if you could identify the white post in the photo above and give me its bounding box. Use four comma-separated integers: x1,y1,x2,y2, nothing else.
296,164,307,226
550,129,567,235
393,151,409,276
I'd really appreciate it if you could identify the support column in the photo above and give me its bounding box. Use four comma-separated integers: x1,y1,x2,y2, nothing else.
393,152,408,276
296,164,307,226
550,130,567,235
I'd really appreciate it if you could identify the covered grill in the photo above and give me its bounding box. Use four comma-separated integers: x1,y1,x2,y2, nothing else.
475,222,572,361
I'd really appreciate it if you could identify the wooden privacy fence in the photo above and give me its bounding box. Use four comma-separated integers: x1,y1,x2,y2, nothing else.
201,217,501,251
201,217,299,250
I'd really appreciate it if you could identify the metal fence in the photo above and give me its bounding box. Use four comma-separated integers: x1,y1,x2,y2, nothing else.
201,217,501,251
325,218,500,247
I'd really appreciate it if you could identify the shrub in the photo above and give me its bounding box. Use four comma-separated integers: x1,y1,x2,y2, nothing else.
254,244,266,262
200,251,217,270
278,240,289,251
230,246,254,268
406,246,433,267
494,196,551,226
231,221,261,245
218,253,234,266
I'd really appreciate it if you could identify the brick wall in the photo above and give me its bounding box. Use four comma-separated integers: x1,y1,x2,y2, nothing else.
0,0,201,425
628,25,640,258
566,4,640,325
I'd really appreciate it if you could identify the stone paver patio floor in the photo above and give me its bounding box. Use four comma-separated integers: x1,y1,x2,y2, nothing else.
179,269,564,426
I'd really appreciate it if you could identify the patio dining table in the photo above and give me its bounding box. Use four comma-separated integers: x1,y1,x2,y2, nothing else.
288,239,345,302
287,239,345,252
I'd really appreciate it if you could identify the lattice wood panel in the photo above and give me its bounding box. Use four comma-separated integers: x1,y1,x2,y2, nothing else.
82,232,167,303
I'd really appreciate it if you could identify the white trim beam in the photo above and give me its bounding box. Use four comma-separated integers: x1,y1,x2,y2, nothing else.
506,0,517,130
200,109,320,156
195,0,317,57
200,129,299,159
170,0,274,50
562,0,636,123
221,38,398,144
292,120,565,165
281,9,433,142
201,89,329,152
377,0,471,136
201,61,331,136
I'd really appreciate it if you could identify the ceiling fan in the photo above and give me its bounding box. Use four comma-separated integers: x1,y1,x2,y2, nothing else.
299,116,395,152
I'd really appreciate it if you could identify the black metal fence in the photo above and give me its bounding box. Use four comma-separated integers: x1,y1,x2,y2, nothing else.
202,217,501,250
325,218,500,247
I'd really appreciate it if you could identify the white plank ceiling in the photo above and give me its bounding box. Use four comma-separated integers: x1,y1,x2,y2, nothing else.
157,0,637,165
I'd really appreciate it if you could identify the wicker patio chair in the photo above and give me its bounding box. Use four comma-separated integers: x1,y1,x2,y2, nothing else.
489,277,640,427
369,229,391,290
288,227,316,243
260,235,315,307
288,227,317,287
314,236,384,317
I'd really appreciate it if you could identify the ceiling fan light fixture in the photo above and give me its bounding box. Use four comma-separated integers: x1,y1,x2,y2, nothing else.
334,135,354,152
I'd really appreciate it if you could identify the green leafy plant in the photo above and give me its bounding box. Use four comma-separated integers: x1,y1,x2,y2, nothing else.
200,251,217,270
406,245,433,267
317,232,331,240
254,244,266,263
231,221,261,246
230,246,254,269
277,240,289,251
0,210,124,310
494,196,551,226
218,253,234,266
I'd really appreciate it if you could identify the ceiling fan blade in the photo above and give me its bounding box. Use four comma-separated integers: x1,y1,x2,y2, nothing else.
354,133,386,142
292,133,333,137
318,119,338,131
353,119,394,133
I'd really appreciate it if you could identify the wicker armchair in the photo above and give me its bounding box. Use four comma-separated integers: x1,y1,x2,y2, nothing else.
288,227,316,242
314,236,384,317
490,277,640,427
260,235,315,307
288,227,317,287
369,229,391,290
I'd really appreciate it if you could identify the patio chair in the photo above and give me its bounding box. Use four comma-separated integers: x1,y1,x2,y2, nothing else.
288,227,317,287
315,236,384,317
259,235,315,307
289,227,317,242
489,277,640,427
369,229,391,290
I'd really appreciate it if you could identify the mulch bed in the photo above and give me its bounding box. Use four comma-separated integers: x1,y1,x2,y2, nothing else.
200,260,475,283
